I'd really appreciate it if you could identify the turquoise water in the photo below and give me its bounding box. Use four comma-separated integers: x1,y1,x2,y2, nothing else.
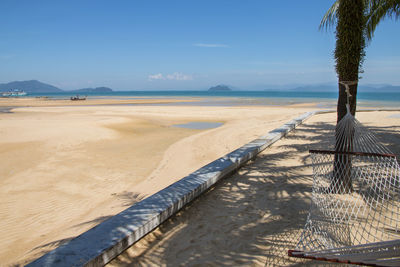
27,90,400,107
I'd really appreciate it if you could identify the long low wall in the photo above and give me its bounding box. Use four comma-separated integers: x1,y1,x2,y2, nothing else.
27,111,316,267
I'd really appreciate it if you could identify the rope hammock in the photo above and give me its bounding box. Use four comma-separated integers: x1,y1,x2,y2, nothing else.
289,82,400,266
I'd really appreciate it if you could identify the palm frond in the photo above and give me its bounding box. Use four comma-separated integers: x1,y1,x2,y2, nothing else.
319,1,340,31
366,0,400,40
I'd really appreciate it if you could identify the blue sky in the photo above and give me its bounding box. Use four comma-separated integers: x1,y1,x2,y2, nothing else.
0,0,399,90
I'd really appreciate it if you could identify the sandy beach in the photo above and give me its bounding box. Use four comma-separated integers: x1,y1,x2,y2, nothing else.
3,0,400,265
0,97,320,266
108,110,400,266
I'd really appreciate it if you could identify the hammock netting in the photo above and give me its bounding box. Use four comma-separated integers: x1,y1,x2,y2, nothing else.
292,110,400,266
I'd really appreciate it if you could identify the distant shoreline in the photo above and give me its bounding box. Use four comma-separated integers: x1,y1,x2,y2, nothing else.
23,89,399,99
2,90,399,108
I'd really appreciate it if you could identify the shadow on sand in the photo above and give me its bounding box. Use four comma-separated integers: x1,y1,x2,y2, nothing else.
107,119,400,266
100,121,311,266
49,117,393,267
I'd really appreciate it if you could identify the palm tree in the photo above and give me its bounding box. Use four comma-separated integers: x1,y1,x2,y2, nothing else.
321,0,365,122
321,0,399,122
332,0,366,193
321,0,399,193
333,0,366,124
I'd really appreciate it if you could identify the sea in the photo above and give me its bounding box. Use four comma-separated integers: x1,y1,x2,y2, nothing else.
27,90,400,108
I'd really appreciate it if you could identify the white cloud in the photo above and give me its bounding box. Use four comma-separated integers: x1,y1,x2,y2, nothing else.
193,43,228,48
148,73,165,81
148,72,193,81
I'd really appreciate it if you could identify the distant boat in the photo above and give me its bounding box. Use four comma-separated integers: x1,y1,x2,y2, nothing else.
1,89,27,97
70,95,86,101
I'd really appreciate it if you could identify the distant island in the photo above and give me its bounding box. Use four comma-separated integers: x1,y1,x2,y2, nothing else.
1,79,399,93
0,80,63,93
208,85,232,91
0,80,114,93
69,87,113,93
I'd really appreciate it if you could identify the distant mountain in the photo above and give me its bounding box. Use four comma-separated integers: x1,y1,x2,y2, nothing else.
70,87,113,93
208,85,232,91
263,84,400,92
0,80,63,93
0,80,115,93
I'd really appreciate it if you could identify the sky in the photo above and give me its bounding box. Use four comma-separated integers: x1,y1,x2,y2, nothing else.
0,0,399,90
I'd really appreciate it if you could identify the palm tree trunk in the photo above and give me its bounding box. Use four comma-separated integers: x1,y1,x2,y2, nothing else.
337,83,357,123
332,0,365,193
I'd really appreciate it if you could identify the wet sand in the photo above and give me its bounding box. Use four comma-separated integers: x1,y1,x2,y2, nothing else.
0,96,199,108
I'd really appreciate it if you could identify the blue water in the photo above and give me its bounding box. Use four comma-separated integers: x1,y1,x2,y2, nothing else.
27,90,400,107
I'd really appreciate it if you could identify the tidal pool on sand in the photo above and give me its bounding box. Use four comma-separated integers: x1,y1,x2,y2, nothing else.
173,121,223,130
388,114,400,118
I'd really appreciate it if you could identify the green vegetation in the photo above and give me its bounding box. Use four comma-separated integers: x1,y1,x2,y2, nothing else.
322,0,400,41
